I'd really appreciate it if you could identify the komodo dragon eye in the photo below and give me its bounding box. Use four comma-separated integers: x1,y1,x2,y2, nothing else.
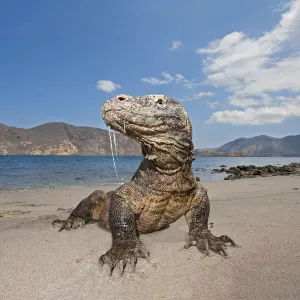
157,99,164,105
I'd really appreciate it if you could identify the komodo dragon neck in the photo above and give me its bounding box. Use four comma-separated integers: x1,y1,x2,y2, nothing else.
103,94,197,193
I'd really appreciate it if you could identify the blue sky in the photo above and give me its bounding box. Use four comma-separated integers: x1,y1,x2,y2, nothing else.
1,0,300,148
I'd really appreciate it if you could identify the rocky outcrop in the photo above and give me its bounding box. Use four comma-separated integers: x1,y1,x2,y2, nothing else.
212,163,300,180
0,122,141,156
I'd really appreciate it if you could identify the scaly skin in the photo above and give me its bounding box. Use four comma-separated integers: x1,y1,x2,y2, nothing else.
53,94,238,275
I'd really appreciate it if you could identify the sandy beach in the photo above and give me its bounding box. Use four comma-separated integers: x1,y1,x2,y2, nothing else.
1,176,300,300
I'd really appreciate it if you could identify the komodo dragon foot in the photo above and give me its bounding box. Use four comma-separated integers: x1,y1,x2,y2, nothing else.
99,241,149,275
52,216,86,231
185,186,239,258
184,229,237,257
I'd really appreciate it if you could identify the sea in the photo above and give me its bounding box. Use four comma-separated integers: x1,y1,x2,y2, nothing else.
0,155,300,190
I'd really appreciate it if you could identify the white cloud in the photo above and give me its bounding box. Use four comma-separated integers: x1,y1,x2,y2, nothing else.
181,91,216,102
141,72,190,86
175,74,185,81
140,72,174,85
197,0,300,125
183,82,202,89
207,97,300,124
207,101,219,109
96,80,121,93
228,96,260,108
170,40,182,51
194,91,215,98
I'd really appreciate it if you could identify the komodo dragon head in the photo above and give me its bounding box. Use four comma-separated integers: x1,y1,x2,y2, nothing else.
102,94,194,173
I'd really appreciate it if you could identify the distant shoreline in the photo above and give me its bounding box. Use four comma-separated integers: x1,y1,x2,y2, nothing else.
2,154,300,157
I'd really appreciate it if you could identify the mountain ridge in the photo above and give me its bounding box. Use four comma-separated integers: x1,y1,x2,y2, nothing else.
0,122,141,156
1,122,300,156
216,134,300,157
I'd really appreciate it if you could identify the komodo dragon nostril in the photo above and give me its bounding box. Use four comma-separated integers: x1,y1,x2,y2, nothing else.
117,95,128,101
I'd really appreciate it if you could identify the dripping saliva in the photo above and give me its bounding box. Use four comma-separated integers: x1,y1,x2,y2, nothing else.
108,126,124,183
112,129,125,183
108,126,119,179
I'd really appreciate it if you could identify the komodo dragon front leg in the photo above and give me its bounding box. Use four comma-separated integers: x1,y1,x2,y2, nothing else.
52,190,111,231
185,184,237,257
98,194,149,275
53,188,149,274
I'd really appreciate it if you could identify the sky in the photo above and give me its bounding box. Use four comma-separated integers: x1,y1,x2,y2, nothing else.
1,0,300,148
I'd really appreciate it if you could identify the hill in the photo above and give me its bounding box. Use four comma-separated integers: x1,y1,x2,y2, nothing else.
0,122,141,156
194,149,244,157
217,134,300,157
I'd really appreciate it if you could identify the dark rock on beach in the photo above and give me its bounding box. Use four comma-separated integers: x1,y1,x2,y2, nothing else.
212,168,227,173
212,163,300,180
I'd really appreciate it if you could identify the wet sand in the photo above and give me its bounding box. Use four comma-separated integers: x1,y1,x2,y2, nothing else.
1,177,300,300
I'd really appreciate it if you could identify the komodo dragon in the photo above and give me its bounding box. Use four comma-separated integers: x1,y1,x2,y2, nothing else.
53,94,237,274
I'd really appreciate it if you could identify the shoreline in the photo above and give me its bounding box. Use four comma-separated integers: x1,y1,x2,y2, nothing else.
0,182,124,193
1,173,299,193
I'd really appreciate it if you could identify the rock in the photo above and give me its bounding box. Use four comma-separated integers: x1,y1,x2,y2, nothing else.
252,170,262,176
237,165,247,171
212,167,227,173
289,163,300,168
224,174,240,180
220,165,226,167
222,162,300,180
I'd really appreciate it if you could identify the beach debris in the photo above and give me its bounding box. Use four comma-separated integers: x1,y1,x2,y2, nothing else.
3,211,13,217
18,203,49,207
57,207,74,213
0,210,32,217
